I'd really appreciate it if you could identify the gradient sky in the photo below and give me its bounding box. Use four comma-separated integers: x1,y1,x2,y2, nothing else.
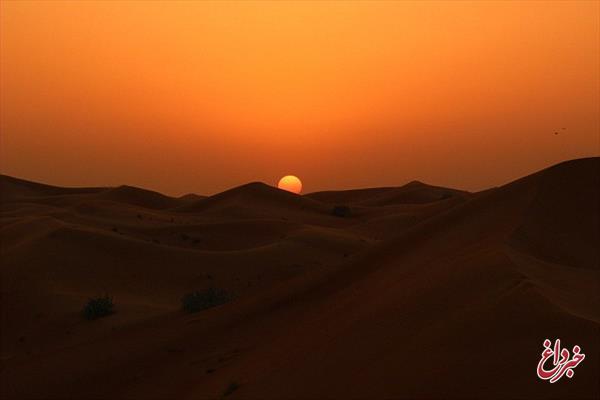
1,0,598,195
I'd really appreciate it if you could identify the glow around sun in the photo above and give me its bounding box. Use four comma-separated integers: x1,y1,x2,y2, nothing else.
277,175,302,194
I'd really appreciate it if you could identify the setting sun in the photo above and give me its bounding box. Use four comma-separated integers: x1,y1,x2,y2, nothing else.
277,175,302,194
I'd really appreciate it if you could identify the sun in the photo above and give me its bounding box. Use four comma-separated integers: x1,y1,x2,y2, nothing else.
277,175,302,194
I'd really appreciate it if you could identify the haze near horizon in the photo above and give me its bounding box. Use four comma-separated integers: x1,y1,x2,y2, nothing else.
1,0,598,195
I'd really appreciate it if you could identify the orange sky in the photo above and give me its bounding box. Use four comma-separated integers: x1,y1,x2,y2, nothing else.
1,0,598,195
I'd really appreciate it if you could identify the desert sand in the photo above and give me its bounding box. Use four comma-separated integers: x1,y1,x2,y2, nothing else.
0,158,598,399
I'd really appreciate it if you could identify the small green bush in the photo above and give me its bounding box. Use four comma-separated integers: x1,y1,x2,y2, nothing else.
223,382,240,397
439,191,453,200
332,205,351,217
182,288,230,313
82,295,114,320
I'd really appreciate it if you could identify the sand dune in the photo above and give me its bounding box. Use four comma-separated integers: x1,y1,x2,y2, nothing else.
178,182,326,216
1,158,598,399
177,193,206,203
0,175,103,202
307,180,469,206
98,185,182,210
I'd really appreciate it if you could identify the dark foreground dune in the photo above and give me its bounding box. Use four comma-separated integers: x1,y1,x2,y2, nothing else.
1,158,598,399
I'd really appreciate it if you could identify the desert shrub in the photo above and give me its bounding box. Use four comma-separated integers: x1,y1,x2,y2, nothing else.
223,382,240,397
181,288,230,313
439,191,453,200
82,295,114,320
332,205,351,217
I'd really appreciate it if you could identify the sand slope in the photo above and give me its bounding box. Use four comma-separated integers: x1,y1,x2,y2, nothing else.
0,175,104,202
1,158,598,399
306,180,468,206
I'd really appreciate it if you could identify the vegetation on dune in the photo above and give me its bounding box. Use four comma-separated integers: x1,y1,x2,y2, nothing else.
439,191,454,200
82,295,114,320
223,382,240,397
331,205,352,217
181,288,231,313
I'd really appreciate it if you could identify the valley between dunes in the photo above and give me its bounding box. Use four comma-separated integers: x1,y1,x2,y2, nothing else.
1,158,598,399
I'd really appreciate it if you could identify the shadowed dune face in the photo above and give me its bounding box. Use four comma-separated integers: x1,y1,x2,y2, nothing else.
0,158,598,399
307,180,469,206
0,175,105,202
175,181,328,219
98,186,182,210
509,158,600,270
